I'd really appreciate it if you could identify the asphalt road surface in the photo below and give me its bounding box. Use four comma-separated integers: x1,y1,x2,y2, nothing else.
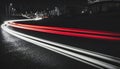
1,16,120,69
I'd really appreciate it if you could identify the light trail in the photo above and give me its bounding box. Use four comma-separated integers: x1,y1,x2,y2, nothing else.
2,24,120,69
5,18,42,23
7,22,120,64
8,23,120,41
11,23,120,36
1,19,120,69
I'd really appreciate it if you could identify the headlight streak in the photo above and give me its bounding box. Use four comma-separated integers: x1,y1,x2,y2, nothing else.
1,22,120,69
1,24,103,69
5,21,120,63
5,18,42,22
8,23,120,41
8,23,120,63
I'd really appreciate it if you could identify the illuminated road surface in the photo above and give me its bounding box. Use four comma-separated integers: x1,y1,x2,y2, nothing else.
1,19,120,69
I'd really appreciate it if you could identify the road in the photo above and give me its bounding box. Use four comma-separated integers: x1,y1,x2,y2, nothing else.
1,18,120,69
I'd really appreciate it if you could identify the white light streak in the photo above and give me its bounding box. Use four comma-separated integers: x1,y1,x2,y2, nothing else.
4,20,120,64
1,18,120,69
1,22,120,69
4,18,42,24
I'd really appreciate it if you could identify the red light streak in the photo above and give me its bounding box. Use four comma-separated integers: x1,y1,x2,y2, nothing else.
11,23,120,37
9,23,120,41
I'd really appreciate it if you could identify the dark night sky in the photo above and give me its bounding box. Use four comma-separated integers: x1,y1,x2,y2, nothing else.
0,0,87,8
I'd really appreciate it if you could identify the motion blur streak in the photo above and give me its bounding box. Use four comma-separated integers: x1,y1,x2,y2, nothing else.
8,23,120,63
1,24,120,69
9,23,120,41
12,23,120,36
6,18,42,23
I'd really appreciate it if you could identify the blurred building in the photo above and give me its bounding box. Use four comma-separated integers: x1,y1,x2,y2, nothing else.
82,0,120,15
88,0,120,4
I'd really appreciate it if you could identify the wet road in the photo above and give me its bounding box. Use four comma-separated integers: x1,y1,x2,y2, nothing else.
0,18,120,69
0,27,97,69
0,20,97,69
